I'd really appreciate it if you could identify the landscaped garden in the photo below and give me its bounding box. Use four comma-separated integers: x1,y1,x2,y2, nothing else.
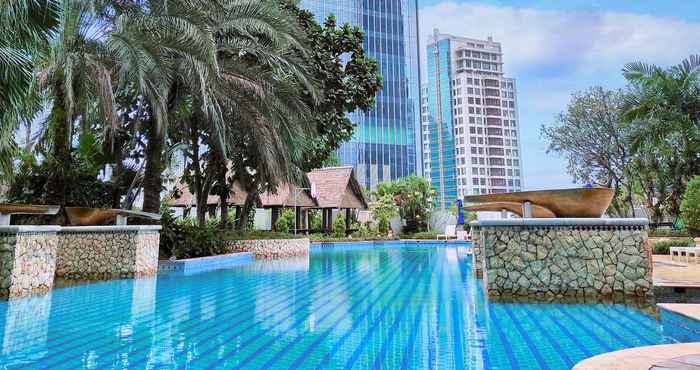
1,0,700,369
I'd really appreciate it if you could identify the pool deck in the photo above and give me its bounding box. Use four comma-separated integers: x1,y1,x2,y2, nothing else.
573,342,700,370
653,254,700,288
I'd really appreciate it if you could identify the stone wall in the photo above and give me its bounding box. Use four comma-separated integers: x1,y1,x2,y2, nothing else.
56,226,160,279
224,238,310,259
0,227,60,299
473,219,651,297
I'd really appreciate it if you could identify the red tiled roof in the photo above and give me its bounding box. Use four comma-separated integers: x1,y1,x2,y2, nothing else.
306,166,368,209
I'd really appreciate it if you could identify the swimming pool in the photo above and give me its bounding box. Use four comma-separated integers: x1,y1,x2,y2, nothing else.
0,242,698,369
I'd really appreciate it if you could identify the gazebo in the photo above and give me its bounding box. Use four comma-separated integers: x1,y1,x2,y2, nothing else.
306,166,368,234
168,180,317,233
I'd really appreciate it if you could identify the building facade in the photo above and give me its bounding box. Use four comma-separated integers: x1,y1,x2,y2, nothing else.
300,0,421,189
423,30,523,209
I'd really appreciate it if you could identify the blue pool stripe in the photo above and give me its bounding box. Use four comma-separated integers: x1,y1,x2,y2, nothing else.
398,256,445,370
208,254,420,369
37,259,363,367
362,259,440,370
573,305,654,346
513,304,573,368
555,306,615,352
486,303,521,370
285,256,425,370
156,256,410,369
449,269,466,370
255,255,417,370
523,304,592,359
593,305,660,338
339,259,437,370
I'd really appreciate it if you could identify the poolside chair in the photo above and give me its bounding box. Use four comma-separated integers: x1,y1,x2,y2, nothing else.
670,247,687,261
687,247,700,263
437,225,457,240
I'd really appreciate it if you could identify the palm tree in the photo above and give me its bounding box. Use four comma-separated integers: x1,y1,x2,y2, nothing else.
0,0,60,179
622,54,700,217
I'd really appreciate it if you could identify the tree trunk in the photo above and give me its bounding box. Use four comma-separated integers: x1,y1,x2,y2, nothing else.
142,122,164,214
44,92,71,206
236,192,257,230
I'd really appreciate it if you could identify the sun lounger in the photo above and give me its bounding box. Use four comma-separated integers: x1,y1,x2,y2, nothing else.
437,225,457,240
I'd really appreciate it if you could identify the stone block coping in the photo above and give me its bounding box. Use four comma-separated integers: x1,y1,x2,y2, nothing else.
0,225,161,234
470,218,649,227
659,303,700,322
0,225,62,233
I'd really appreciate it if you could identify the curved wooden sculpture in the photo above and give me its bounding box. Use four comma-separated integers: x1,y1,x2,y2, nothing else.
463,187,615,218
0,203,60,225
65,207,161,226
464,201,557,218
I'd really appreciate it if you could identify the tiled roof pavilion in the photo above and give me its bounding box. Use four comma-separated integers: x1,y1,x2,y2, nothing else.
167,167,367,234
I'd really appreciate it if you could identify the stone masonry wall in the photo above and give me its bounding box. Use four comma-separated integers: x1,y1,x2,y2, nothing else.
57,228,160,279
224,238,310,259
478,223,651,297
0,230,58,299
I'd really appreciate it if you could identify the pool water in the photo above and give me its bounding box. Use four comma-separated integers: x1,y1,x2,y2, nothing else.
0,243,699,369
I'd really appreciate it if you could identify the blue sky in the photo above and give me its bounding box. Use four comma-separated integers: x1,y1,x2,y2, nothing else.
417,0,700,189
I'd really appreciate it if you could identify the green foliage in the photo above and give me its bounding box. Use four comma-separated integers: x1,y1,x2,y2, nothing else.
649,229,691,238
402,231,439,240
332,214,346,238
371,194,399,235
651,239,695,255
375,175,434,233
275,208,296,233
281,5,383,170
681,176,700,233
159,206,225,259
6,157,116,208
308,209,322,231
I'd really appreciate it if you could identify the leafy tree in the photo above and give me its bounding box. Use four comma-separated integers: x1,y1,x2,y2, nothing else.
275,208,295,233
375,175,434,233
681,176,700,234
281,3,382,170
370,194,398,235
622,54,700,218
332,213,346,238
541,87,636,217
0,0,59,179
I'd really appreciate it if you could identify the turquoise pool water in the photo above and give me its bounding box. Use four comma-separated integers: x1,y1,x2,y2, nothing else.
0,242,699,369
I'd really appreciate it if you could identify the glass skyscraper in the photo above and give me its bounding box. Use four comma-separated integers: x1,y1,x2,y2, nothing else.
423,30,523,209
300,0,421,189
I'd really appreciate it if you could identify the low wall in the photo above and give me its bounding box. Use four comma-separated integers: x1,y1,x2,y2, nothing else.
472,218,652,297
0,226,60,299
224,238,309,259
56,226,161,279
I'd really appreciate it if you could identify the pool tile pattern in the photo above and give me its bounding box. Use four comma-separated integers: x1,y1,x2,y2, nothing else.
0,243,698,369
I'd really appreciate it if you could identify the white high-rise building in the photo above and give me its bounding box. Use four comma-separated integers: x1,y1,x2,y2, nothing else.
422,30,523,207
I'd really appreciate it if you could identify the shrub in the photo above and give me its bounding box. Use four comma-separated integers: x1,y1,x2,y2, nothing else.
371,194,398,235
275,209,295,233
403,231,439,240
652,239,694,255
681,176,700,234
159,208,224,259
332,214,346,238
649,229,691,238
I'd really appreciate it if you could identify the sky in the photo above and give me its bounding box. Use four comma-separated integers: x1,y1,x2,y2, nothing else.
417,0,700,189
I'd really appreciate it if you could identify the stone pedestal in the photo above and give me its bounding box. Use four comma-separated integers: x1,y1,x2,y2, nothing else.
224,238,310,259
472,218,652,297
56,226,161,279
0,226,60,299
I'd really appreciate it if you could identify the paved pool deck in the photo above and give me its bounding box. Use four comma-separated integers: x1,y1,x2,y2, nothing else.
653,254,700,288
573,342,700,370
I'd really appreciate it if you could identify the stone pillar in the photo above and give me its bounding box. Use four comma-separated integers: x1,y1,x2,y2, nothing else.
294,206,301,233
477,218,652,298
0,226,60,299
56,226,161,279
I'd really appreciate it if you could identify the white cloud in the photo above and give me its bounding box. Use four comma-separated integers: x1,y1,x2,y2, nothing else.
418,2,700,189
418,2,700,77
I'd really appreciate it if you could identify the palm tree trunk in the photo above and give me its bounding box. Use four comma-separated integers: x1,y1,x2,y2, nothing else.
44,92,70,206
236,192,257,230
142,122,164,214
